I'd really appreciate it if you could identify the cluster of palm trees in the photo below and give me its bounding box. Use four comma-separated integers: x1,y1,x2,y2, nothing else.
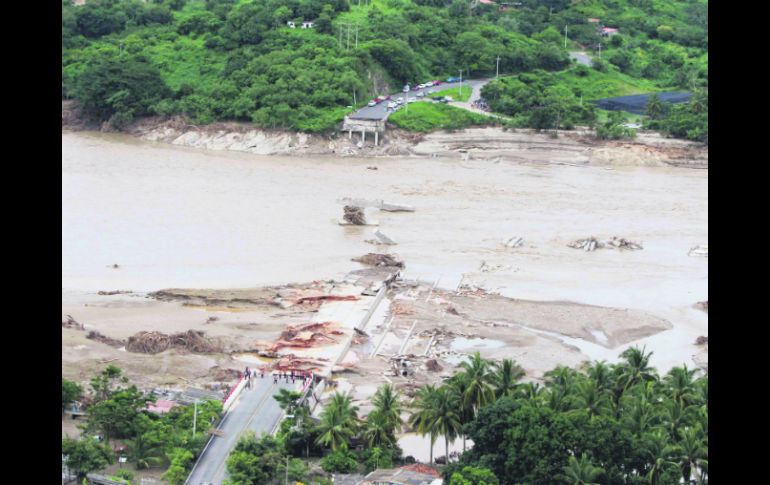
287,346,707,484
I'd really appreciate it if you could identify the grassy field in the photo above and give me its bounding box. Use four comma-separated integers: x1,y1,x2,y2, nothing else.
431,85,472,102
550,66,662,100
389,102,494,132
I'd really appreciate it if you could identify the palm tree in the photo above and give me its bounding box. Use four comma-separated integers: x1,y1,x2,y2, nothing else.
363,409,394,448
618,346,657,392
662,399,693,443
492,358,525,399
675,426,707,484
664,365,697,406
645,93,666,119
458,352,497,412
408,384,439,464
559,453,604,485
583,360,613,393
644,430,679,485
573,379,609,418
446,373,474,453
315,392,359,451
429,385,462,465
544,366,578,412
371,384,403,438
516,381,543,401
622,392,658,438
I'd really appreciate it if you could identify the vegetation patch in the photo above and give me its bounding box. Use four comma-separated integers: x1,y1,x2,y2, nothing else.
389,102,493,132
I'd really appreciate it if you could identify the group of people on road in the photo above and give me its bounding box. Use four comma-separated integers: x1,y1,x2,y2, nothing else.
243,367,313,389
472,97,490,112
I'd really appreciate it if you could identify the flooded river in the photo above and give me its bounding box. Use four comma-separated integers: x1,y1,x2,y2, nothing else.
62,131,707,370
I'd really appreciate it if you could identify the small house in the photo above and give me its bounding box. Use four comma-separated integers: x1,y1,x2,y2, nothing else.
601,27,619,37
361,464,443,485
588,18,601,23
287,21,296,28
301,21,314,29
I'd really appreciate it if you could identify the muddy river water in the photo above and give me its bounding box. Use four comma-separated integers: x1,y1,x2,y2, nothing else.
62,131,707,371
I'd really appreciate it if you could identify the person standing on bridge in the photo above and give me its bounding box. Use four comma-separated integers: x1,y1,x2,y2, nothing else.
244,367,251,389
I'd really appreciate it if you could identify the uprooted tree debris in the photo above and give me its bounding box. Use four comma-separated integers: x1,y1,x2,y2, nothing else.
268,321,345,352
62,315,85,330
126,330,220,354
343,205,366,225
695,336,708,345
568,236,642,251
351,253,405,268
695,301,708,312
87,331,125,348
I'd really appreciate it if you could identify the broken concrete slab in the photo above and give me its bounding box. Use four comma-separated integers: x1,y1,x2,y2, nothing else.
688,245,708,257
503,237,524,248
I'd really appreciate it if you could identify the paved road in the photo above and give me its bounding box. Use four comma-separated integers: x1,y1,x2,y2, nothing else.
569,51,593,66
349,80,486,120
186,378,299,485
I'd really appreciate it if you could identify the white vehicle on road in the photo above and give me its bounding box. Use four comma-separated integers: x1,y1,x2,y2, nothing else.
367,101,376,107
387,102,397,109
396,97,404,104
425,81,434,87
418,84,425,89
416,91,425,97
407,96,417,103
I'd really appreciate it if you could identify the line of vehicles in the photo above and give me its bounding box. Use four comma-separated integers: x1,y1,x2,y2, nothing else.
366,77,462,108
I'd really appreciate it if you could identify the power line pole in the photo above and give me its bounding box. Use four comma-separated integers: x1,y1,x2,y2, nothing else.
496,55,501,79
355,26,359,49
564,25,568,49
192,399,198,438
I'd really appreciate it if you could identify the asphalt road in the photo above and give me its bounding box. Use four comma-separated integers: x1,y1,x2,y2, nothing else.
569,51,593,66
349,80,485,120
186,377,299,485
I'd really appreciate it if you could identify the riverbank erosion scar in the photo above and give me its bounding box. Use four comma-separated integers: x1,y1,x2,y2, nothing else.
63,104,707,167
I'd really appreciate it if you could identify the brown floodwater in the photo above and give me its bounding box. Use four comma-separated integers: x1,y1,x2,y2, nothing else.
62,131,707,371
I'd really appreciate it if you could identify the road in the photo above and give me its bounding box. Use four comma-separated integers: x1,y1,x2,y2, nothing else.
569,51,593,66
349,80,486,120
186,378,299,485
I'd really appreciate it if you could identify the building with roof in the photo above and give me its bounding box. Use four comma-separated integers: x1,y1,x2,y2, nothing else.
601,27,619,37
146,399,179,414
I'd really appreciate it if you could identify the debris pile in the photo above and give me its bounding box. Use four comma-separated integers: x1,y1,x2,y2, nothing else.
568,237,642,251
366,229,398,245
97,290,133,296
503,237,524,248
209,367,242,381
86,331,125,348
479,261,510,273
568,237,603,251
343,205,366,225
605,237,643,250
271,354,329,373
62,314,85,330
695,336,708,345
126,330,220,354
268,322,345,351
688,245,708,257
337,197,415,212
351,253,405,268
695,301,708,312
425,359,443,372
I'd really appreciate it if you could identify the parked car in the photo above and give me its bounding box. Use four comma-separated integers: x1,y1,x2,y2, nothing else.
396,97,404,104
444,96,453,102
433,80,442,85
446,77,459,83
416,91,425,97
418,83,426,89
368,101,377,107
412,85,421,91
387,102,397,109
425,82,433,87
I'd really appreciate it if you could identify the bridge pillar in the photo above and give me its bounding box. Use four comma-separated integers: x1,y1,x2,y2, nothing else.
348,130,352,139
361,129,366,144
374,131,379,146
